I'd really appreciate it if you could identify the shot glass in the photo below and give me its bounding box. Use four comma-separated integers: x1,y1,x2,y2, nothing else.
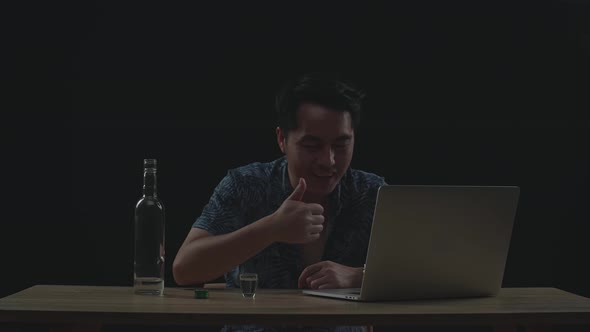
239,273,258,298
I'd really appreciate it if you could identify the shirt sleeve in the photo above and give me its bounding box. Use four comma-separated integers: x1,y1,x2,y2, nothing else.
192,171,244,236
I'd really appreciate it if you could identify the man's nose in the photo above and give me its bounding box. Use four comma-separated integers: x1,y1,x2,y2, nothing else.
317,146,336,167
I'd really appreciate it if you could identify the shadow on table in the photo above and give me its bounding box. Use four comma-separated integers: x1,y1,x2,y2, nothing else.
1,324,589,331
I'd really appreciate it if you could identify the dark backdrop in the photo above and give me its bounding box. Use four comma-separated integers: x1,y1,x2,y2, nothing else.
3,0,589,303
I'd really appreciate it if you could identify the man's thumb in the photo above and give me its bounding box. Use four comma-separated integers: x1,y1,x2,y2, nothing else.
287,178,306,201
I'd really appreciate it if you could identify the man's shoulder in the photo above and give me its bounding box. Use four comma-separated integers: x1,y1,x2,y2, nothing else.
342,168,386,198
348,168,386,188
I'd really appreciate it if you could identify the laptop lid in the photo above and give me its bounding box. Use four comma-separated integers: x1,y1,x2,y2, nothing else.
358,185,520,301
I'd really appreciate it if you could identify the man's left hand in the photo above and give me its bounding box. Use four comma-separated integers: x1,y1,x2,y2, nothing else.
298,261,363,289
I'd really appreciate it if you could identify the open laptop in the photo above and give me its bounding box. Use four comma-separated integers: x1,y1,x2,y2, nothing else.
303,185,520,302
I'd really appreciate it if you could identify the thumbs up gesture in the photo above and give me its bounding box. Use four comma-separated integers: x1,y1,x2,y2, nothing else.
271,178,325,244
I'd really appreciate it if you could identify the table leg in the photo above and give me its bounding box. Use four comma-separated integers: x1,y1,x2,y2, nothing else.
494,325,552,332
523,326,551,332
49,323,102,332
494,326,518,332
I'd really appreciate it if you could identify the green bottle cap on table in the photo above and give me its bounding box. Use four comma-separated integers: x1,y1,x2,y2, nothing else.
194,288,209,299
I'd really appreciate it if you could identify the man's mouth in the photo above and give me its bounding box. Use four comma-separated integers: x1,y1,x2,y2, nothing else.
312,174,335,179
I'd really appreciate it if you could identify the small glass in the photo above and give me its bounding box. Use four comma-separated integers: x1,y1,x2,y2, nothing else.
239,273,258,298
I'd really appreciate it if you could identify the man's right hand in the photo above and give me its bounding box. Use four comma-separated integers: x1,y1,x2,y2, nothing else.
271,178,324,244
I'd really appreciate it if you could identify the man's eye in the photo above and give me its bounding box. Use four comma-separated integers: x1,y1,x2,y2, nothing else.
333,144,348,149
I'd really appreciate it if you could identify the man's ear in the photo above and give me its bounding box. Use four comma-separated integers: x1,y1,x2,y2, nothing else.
276,126,286,154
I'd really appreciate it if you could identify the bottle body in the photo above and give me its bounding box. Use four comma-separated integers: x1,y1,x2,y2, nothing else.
134,159,165,295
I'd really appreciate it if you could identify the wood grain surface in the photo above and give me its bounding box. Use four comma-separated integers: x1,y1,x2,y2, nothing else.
1,285,589,327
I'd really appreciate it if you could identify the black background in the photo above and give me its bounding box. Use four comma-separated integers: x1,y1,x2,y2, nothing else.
3,0,589,310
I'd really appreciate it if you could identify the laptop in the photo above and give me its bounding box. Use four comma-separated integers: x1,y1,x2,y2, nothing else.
303,185,520,302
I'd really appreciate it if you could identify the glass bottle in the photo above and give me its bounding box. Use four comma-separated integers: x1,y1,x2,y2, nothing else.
134,158,165,295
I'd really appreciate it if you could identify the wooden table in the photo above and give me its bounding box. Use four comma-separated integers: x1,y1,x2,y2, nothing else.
1,285,589,331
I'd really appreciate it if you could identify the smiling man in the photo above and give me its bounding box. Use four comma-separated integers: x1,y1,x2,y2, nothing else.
173,73,386,331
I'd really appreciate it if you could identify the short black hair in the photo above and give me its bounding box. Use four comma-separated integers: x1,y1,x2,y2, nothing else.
275,72,364,137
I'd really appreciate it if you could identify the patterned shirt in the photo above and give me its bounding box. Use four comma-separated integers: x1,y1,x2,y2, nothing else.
193,156,386,332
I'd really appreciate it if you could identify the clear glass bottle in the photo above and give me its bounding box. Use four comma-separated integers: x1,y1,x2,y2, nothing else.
134,158,165,295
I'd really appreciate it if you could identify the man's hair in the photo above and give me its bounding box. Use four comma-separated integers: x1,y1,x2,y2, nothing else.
275,72,365,137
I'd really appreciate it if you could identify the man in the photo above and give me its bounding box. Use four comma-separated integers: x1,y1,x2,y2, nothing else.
173,73,386,331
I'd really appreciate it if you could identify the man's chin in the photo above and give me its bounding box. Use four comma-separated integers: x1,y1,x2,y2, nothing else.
307,179,338,196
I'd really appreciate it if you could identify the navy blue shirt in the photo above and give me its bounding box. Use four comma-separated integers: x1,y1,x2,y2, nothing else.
193,157,386,332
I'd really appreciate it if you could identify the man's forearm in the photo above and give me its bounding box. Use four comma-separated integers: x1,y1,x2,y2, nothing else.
173,214,276,285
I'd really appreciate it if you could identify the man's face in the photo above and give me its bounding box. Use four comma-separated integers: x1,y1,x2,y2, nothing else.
277,102,355,202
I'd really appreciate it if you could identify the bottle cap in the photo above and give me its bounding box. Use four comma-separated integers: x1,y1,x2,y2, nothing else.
194,288,209,299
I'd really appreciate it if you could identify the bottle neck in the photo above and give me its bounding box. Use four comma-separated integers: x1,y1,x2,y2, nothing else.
143,170,157,197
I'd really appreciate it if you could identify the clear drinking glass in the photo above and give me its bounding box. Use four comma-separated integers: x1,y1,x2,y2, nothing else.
239,273,258,298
